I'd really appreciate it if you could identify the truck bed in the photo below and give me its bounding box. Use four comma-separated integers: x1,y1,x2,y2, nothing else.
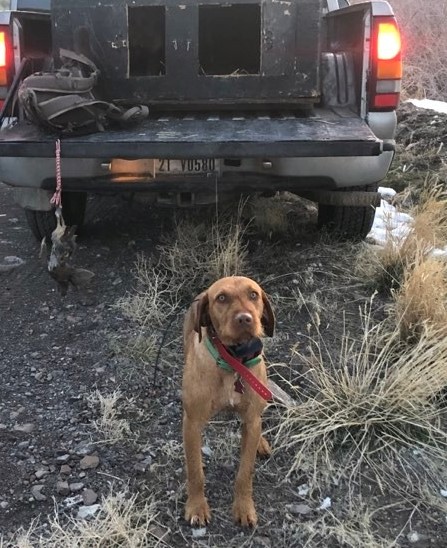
0,108,382,158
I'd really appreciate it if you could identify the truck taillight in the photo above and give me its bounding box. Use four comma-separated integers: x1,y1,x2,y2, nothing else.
0,29,9,86
370,17,402,111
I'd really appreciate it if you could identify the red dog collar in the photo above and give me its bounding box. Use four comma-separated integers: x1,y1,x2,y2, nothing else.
211,336,272,401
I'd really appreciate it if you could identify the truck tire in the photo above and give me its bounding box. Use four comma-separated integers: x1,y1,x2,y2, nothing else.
317,184,378,240
24,192,87,241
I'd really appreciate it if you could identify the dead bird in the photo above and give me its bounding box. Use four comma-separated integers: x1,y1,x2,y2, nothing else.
41,208,94,296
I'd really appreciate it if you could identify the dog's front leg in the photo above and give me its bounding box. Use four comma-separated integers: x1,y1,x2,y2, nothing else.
233,414,262,526
183,412,210,525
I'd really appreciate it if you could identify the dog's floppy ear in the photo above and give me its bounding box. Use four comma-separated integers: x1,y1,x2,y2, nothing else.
194,292,210,342
261,290,275,337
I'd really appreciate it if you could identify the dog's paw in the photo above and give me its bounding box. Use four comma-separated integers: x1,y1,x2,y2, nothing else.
233,497,257,527
185,496,211,526
257,435,272,458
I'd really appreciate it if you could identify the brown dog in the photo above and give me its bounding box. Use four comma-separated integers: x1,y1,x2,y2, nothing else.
182,276,275,527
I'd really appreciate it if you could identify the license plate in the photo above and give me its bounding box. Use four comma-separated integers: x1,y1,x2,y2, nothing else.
109,158,218,179
156,159,217,174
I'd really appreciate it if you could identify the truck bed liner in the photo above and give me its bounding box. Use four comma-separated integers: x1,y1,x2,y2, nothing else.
0,109,382,158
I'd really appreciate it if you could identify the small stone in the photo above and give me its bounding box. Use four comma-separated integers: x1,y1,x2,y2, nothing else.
79,455,99,470
82,489,98,506
74,441,96,456
56,454,70,463
407,531,420,543
77,504,100,519
14,423,35,433
57,481,70,496
31,485,46,501
35,468,49,480
69,482,85,493
192,527,207,539
60,464,71,475
297,483,310,497
253,537,272,548
201,446,213,457
149,525,170,543
286,503,312,516
0,501,9,510
63,494,83,508
319,497,331,510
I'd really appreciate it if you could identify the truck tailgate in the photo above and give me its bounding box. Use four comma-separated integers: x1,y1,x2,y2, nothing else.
0,109,382,158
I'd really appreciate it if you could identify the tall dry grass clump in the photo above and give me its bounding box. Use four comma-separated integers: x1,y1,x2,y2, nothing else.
273,311,447,488
118,209,248,327
394,254,447,341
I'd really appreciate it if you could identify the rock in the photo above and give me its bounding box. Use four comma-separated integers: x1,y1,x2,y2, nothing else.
252,537,272,548
63,494,83,508
0,256,25,272
79,455,99,470
297,483,310,497
60,464,71,475
407,531,420,543
69,482,85,493
201,446,213,457
319,497,331,510
133,456,152,474
31,485,46,501
56,481,70,496
82,489,98,505
74,441,96,456
35,468,49,480
0,501,9,510
77,504,100,519
56,454,71,464
14,423,35,433
192,527,207,539
286,503,312,516
149,525,170,543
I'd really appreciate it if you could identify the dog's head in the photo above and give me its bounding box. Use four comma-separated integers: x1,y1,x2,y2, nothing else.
194,276,275,345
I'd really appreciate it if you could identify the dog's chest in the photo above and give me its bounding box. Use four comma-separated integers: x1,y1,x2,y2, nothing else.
219,373,244,410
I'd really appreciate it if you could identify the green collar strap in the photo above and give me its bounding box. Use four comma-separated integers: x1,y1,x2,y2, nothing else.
205,337,262,372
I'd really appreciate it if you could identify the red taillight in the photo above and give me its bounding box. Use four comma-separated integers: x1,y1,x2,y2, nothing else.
377,22,401,61
370,17,402,111
0,28,9,87
0,32,6,67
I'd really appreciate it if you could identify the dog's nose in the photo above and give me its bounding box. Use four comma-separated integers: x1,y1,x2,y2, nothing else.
235,312,253,325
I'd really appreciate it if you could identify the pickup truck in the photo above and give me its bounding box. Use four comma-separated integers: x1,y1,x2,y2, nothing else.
0,0,402,240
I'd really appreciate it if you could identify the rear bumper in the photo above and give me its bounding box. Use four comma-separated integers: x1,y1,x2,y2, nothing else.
0,109,395,194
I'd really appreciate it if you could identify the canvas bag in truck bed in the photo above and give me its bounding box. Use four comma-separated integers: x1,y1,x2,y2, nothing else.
18,49,149,134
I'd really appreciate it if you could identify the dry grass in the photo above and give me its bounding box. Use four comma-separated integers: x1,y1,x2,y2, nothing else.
5,489,168,548
394,255,447,341
391,0,447,100
118,209,248,329
272,308,447,490
87,390,133,444
247,195,290,238
299,502,393,548
352,0,447,100
357,182,447,292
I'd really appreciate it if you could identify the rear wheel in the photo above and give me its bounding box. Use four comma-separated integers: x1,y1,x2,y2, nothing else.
24,192,87,241
317,184,378,240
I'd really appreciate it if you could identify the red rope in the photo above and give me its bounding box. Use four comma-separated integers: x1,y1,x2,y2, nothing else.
50,139,62,208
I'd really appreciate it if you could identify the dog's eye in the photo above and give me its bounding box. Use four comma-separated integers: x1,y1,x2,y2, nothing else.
217,294,227,303
249,291,258,300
